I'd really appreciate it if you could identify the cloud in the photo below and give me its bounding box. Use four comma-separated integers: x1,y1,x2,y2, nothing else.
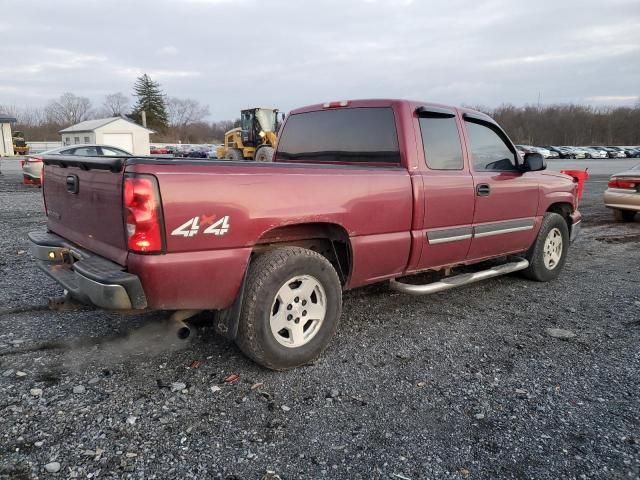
115,67,201,79
586,96,639,104
0,0,638,118
156,46,179,56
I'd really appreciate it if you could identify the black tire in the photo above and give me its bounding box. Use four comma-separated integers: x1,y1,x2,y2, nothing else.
254,146,274,162
224,148,244,161
613,209,637,222
236,247,342,370
522,212,569,282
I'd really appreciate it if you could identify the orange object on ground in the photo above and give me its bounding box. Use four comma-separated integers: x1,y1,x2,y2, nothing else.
560,169,589,200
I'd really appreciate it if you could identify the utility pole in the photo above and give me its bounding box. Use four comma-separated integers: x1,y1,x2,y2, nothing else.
141,110,147,128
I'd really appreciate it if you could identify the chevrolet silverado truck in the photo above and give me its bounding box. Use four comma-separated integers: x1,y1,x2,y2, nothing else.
29,99,582,370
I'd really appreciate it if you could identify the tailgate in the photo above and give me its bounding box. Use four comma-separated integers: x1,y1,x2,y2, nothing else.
43,156,128,266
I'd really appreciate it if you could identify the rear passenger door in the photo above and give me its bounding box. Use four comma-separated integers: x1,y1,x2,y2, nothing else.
463,114,539,261
416,107,475,270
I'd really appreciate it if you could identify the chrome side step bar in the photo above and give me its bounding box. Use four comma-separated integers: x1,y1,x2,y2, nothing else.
389,259,529,296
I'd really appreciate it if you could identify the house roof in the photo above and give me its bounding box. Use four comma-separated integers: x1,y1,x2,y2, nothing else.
59,116,154,133
0,115,17,123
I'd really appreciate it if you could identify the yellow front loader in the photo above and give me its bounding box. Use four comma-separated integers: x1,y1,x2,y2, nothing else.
216,108,282,162
12,131,30,156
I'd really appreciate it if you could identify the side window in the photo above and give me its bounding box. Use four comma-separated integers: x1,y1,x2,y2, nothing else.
101,147,128,156
84,136,90,143
72,146,99,156
419,116,463,170
465,120,518,171
74,136,80,144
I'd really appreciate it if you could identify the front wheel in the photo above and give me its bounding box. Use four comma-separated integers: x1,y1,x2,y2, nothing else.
254,146,274,162
236,247,342,370
224,148,244,161
522,212,569,282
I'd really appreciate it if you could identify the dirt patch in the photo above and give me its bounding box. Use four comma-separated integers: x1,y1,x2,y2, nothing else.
595,233,640,244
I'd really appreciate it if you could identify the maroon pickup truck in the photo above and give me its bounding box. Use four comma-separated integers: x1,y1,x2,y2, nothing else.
29,99,581,369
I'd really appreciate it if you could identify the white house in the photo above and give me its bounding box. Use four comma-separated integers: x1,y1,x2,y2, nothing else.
0,114,16,156
60,117,153,155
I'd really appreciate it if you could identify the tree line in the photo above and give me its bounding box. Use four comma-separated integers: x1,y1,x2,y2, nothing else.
3,76,639,146
0,74,239,144
474,103,640,146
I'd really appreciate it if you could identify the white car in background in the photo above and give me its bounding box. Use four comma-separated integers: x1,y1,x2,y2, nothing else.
583,147,608,159
518,145,555,158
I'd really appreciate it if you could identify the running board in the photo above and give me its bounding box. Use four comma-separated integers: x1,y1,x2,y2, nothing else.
389,259,529,295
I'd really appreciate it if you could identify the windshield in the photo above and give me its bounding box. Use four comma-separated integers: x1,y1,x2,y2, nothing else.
255,109,277,132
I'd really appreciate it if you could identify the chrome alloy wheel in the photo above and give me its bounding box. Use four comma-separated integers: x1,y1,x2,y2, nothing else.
543,227,563,270
270,275,327,348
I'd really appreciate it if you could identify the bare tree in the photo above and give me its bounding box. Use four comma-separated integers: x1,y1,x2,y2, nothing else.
0,104,19,118
166,97,210,128
45,93,93,126
102,92,130,117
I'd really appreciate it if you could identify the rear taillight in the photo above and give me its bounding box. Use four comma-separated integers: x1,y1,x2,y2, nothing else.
41,164,47,213
123,175,164,253
608,178,638,189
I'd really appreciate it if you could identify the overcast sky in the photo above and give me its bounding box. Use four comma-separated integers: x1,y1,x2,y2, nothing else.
1,0,639,120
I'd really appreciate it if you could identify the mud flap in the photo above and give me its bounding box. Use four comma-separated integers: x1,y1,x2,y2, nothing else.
214,272,247,340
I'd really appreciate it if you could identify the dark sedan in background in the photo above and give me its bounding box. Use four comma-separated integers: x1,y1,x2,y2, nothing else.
21,144,131,185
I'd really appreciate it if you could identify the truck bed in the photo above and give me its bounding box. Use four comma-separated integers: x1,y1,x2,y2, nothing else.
42,156,416,309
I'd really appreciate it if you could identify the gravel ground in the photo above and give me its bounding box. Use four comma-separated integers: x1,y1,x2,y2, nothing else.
0,159,638,479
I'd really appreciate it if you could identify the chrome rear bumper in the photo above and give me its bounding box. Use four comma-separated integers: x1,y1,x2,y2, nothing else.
28,231,147,310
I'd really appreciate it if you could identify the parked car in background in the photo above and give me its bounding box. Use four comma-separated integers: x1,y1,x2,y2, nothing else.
539,146,570,158
583,147,607,159
595,146,626,158
150,146,169,155
515,145,531,157
206,146,219,159
604,163,640,221
22,144,131,185
186,147,209,158
563,147,588,159
536,146,562,158
525,146,556,159
163,145,181,156
622,147,640,158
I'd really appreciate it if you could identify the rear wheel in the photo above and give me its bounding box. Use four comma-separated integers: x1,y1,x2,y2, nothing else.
522,212,569,282
224,148,244,161
254,146,274,162
236,247,342,370
613,209,637,222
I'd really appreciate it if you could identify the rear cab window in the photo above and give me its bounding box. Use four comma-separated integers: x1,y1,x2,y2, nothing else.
275,107,400,164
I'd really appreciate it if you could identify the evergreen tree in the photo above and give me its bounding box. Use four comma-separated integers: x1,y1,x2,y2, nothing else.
129,74,168,130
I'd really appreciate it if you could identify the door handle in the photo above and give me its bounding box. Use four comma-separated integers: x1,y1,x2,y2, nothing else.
476,183,490,196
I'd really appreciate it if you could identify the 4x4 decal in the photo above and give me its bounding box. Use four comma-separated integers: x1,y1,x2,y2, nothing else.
171,215,230,237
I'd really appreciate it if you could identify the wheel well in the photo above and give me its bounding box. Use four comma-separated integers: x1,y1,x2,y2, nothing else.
546,203,572,231
253,223,352,284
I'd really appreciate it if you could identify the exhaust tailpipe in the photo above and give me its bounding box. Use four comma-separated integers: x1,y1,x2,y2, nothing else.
169,310,201,340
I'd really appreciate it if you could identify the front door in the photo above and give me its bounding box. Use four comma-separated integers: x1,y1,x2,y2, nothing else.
415,107,475,271
463,115,539,261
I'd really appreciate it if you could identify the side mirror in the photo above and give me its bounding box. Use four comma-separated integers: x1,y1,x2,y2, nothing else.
523,152,546,171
